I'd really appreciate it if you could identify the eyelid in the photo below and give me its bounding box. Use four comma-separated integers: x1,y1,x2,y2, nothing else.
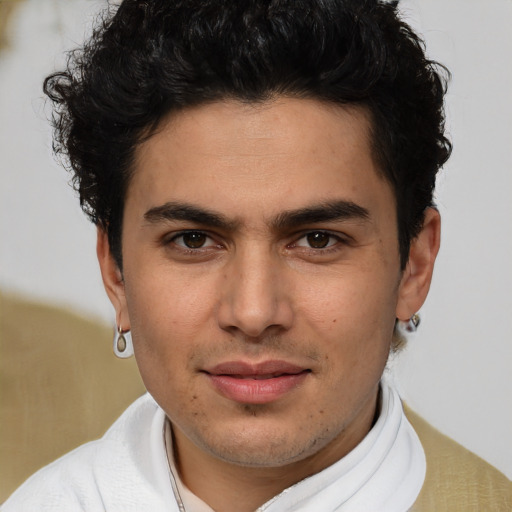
167,229,220,249
163,228,351,252
290,229,350,248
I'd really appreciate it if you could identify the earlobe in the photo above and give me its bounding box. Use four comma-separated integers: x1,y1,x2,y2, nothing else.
96,228,130,330
396,208,441,321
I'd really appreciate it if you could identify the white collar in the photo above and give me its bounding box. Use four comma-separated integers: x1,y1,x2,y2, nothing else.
162,380,426,512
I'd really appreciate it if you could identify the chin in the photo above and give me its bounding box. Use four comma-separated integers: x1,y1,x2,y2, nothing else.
192,419,335,468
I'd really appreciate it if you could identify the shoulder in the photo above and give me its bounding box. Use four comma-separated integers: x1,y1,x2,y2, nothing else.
404,405,512,511
1,394,171,512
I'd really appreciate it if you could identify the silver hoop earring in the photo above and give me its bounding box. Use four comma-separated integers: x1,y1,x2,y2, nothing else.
397,313,420,334
113,326,134,358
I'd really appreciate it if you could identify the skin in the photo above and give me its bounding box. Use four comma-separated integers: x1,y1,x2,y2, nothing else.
98,97,440,512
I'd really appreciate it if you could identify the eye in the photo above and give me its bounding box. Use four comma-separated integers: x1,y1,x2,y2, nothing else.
172,231,215,249
295,231,339,249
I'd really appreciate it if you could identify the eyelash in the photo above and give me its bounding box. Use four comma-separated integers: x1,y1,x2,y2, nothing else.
168,231,221,252
289,231,350,257
166,230,348,254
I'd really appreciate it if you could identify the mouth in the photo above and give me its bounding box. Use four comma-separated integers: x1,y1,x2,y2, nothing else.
225,372,301,380
203,360,311,404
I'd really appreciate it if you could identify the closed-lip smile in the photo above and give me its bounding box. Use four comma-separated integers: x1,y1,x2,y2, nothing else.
203,360,311,404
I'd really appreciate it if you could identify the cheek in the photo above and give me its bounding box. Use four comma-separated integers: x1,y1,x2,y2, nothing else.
124,262,220,329
121,270,218,385
296,268,397,327
294,270,397,368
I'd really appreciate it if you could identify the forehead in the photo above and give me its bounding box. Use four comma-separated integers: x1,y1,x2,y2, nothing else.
128,97,394,223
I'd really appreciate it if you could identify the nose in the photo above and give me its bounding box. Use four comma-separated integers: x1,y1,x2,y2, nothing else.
216,245,293,339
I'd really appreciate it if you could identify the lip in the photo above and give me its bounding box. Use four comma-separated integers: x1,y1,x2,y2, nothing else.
203,360,310,404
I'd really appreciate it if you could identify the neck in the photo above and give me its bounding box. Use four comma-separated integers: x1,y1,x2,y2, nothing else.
169,389,379,512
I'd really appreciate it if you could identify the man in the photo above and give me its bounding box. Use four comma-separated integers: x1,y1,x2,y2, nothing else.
2,0,510,510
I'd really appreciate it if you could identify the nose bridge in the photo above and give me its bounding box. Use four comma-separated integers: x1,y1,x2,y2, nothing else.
217,242,292,337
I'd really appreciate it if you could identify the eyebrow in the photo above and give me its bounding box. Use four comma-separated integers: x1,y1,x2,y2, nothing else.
144,201,239,230
144,199,370,232
272,200,370,230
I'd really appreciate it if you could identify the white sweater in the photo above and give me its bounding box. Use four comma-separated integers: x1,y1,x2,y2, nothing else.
1,382,425,512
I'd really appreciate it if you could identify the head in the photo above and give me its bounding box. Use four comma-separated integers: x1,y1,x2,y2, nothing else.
44,0,450,272
44,0,450,498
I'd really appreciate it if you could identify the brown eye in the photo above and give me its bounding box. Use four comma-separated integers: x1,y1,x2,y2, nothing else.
306,232,331,248
181,232,207,248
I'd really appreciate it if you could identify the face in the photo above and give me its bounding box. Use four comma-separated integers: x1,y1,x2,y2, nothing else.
99,97,438,478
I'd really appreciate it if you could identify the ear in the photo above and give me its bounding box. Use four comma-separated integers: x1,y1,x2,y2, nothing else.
96,228,130,330
396,208,441,321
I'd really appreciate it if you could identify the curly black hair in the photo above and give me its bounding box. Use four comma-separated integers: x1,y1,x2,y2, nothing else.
44,0,451,269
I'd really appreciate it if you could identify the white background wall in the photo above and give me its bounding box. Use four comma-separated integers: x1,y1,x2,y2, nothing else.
1,0,511,478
